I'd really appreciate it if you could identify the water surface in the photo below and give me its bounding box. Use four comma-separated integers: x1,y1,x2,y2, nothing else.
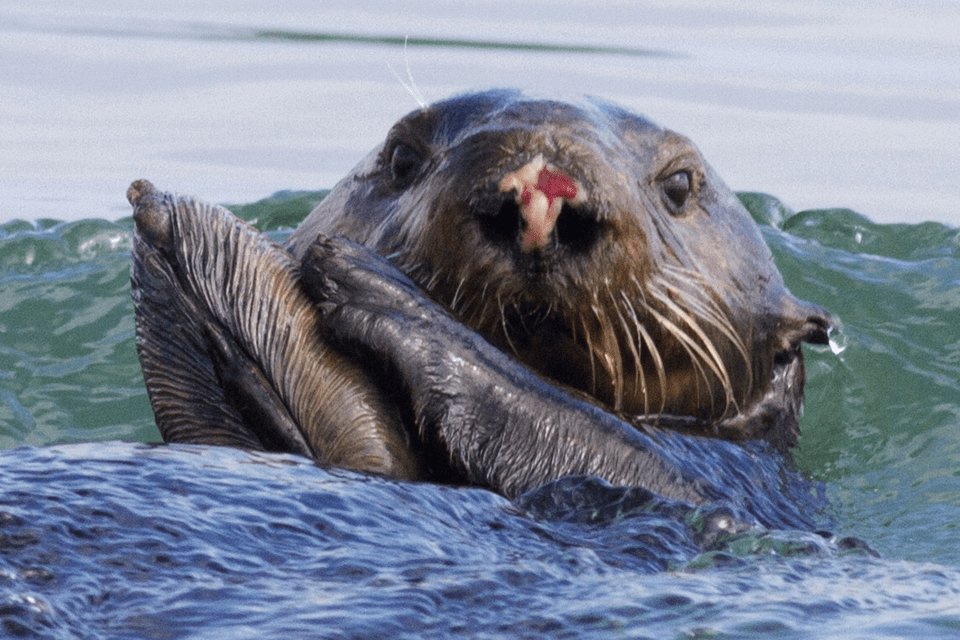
1,0,958,224
1,3,960,638
2,193,960,637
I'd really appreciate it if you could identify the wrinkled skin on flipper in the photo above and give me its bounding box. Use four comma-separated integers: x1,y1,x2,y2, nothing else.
129,179,420,479
299,235,823,529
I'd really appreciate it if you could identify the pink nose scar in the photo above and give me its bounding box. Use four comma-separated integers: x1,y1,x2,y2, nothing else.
498,155,584,252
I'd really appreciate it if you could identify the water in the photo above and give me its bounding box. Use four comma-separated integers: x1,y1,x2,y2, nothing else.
2,2,960,637
1,0,958,225
1,192,960,638
0,442,952,640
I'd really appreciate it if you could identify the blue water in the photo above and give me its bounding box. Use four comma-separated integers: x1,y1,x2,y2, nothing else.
2,0,958,226
0,442,952,640
2,2,960,635
1,192,960,638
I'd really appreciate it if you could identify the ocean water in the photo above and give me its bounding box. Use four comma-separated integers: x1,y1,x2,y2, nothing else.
3,1,960,637
1,193,959,638
2,0,958,225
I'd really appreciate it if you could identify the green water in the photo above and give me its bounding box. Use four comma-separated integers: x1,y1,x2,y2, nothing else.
0,192,323,448
1,191,959,569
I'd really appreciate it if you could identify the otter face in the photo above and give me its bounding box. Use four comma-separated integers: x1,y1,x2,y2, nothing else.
286,89,832,451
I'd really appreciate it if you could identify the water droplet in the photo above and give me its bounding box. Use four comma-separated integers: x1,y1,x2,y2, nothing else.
827,320,847,355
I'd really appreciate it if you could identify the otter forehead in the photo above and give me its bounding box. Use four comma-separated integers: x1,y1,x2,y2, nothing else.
407,89,667,155
381,92,706,224
387,91,696,214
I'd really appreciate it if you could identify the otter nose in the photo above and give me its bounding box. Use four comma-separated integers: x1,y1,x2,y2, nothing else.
493,154,590,253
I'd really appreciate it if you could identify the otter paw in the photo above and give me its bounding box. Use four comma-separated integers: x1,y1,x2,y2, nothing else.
299,236,458,355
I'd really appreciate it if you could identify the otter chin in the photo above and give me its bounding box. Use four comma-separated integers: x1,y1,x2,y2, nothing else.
130,89,833,512
285,89,832,453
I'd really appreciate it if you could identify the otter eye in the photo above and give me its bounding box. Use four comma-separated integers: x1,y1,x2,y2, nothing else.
389,142,422,188
660,170,691,214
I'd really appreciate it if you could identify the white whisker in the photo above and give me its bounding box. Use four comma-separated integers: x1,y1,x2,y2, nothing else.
387,36,427,108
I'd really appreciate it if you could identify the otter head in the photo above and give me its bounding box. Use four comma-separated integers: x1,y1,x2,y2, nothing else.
287,89,832,452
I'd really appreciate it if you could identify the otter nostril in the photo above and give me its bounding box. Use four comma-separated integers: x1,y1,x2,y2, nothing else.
475,197,603,254
476,197,523,247
555,204,601,253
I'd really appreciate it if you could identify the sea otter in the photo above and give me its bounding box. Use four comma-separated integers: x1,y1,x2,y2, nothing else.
129,90,832,510
285,89,831,451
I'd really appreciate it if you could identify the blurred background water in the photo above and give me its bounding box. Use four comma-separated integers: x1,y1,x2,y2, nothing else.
2,2,960,638
1,0,958,225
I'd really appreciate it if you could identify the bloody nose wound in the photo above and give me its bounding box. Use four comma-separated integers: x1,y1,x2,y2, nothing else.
497,154,588,253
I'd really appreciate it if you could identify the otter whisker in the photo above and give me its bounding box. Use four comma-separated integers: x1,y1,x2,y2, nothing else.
617,291,653,416
450,276,467,313
624,274,691,416
650,293,728,394
497,292,521,356
588,293,625,412
635,316,668,417
643,302,721,411
629,273,650,307
659,264,754,400
647,282,736,413
613,291,649,415
579,314,600,400
387,35,427,109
